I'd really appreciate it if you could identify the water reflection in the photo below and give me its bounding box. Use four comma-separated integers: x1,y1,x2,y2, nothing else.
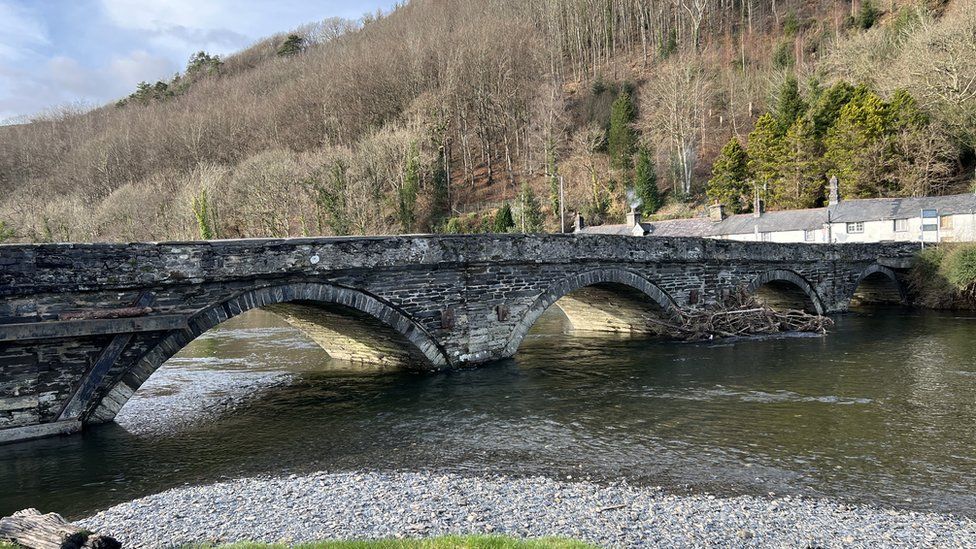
2,307,976,519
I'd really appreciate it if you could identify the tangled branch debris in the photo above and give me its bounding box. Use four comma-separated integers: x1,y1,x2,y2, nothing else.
647,297,833,341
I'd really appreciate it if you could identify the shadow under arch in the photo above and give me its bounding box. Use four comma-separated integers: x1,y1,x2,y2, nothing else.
851,264,907,305
503,268,680,356
87,282,449,424
746,269,826,315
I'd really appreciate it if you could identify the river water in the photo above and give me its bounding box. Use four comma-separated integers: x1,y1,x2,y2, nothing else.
2,306,976,519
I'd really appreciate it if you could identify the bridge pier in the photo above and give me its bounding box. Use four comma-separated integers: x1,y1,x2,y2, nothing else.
0,235,917,444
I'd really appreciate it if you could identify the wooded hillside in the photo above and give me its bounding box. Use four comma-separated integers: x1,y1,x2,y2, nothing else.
0,0,973,243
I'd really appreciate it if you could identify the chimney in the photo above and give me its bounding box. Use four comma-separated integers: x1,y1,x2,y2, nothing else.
828,175,840,206
626,206,641,228
573,212,585,232
753,191,765,219
708,203,726,222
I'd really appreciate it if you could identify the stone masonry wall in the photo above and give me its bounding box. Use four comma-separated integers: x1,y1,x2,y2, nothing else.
0,234,919,443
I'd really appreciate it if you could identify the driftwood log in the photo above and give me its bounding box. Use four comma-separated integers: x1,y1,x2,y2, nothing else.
647,296,833,341
0,509,119,549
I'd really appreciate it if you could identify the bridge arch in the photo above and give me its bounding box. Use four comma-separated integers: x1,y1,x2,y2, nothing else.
87,282,449,423
851,264,906,305
503,268,679,356
746,269,826,315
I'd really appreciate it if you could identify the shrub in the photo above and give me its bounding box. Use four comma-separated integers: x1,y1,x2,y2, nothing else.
909,244,976,308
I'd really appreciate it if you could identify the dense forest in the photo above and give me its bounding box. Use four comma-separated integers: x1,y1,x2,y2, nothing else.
0,0,974,243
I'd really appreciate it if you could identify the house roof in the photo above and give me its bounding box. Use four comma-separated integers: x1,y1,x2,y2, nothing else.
577,223,634,236
575,193,976,238
641,218,714,237
828,194,976,222
708,208,828,236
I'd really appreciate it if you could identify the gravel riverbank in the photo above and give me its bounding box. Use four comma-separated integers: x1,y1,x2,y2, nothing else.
80,471,976,548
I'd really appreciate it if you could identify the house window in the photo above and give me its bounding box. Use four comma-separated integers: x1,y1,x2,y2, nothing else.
846,222,864,234
893,218,908,232
760,232,772,242
804,229,816,242
940,215,954,230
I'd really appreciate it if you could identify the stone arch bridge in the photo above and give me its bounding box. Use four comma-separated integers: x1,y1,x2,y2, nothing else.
0,234,916,443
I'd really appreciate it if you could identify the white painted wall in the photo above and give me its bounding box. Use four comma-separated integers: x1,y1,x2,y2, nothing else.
711,213,976,244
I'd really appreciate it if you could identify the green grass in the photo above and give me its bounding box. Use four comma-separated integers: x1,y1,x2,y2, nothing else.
186,535,598,549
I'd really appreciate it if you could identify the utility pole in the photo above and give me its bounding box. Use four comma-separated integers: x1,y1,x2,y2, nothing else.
559,176,565,233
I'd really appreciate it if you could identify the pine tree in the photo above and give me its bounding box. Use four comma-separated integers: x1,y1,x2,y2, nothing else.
808,81,855,138
277,34,305,56
0,220,13,243
706,138,751,213
747,113,784,203
774,74,807,135
773,117,824,209
608,91,637,169
857,0,880,29
399,144,420,231
192,189,215,239
318,160,349,235
493,203,514,233
824,91,896,198
634,146,661,215
430,147,450,227
516,183,544,233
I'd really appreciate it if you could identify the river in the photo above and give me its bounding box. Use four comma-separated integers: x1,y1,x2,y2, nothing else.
2,306,976,519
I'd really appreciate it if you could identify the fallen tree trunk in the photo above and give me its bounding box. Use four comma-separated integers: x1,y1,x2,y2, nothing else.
0,509,119,549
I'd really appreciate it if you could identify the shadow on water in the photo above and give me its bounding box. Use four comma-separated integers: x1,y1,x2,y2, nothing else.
3,306,976,519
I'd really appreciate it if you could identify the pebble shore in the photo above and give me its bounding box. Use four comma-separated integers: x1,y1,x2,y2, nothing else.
80,471,976,548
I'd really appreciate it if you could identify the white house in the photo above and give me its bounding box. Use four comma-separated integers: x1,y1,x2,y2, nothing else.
576,178,976,244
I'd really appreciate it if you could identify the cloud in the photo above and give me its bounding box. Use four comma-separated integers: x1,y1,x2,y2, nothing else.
0,50,177,122
0,0,397,121
99,0,254,53
0,1,48,60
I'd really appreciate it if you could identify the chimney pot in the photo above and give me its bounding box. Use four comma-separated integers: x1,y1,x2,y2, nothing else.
709,203,726,222
753,191,765,218
626,206,641,227
573,212,585,232
828,175,840,206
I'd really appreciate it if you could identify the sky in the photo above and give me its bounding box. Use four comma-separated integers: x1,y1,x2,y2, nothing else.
0,0,396,122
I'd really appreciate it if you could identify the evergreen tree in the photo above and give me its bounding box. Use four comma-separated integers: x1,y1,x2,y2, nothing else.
773,117,824,209
608,91,637,169
857,0,880,29
192,189,215,239
315,160,349,235
706,138,751,213
516,183,544,233
774,74,807,135
443,217,463,234
824,91,896,198
186,51,222,77
747,113,785,202
430,147,450,227
399,144,420,231
0,220,13,243
493,203,515,233
808,81,855,138
634,146,661,215
889,88,928,128
277,34,305,56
